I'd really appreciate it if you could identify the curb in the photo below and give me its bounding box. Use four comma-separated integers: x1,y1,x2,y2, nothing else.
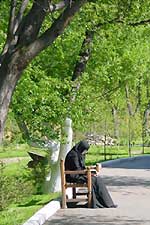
23,199,61,225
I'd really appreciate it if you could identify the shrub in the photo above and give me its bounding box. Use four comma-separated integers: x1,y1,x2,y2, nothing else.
28,159,49,194
0,162,33,211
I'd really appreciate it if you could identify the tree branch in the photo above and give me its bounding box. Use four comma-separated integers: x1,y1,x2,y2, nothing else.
48,0,76,12
14,0,29,34
49,1,66,12
97,17,150,27
21,0,86,65
72,30,94,81
0,0,17,60
70,29,94,103
9,0,17,36
16,0,48,46
129,19,150,26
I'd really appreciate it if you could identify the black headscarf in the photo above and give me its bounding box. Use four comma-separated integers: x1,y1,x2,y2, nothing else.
75,140,90,153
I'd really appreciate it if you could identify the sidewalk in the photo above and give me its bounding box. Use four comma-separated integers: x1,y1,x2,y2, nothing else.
43,156,150,225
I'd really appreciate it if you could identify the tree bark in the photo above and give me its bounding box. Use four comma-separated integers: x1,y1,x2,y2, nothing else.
72,30,94,81
70,29,94,102
125,85,133,116
112,105,119,139
141,77,150,152
125,85,133,156
15,117,30,140
0,50,25,142
142,102,150,149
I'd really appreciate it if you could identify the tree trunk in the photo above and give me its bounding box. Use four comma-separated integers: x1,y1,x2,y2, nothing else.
125,85,133,156
125,85,133,116
15,118,30,140
142,103,150,149
128,116,132,157
45,117,73,193
112,106,119,139
0,51,25,143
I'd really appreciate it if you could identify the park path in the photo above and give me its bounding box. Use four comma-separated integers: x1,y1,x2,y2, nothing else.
0,156,29,164
44,164,150,225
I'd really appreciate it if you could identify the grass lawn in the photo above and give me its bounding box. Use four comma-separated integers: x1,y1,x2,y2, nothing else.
0,193,60,225
2,158,30,176
0,143,48,158
0,156,60,225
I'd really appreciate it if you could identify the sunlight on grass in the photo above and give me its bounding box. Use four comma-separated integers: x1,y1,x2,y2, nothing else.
0,145,60,225
0,143,49,158
3,159,29,176
0,144,30,158
0,193,60,225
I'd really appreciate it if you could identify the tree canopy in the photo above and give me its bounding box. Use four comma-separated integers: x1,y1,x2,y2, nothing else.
1,1,150,144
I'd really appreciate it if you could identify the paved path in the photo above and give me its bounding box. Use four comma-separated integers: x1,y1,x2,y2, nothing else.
44,156,150,225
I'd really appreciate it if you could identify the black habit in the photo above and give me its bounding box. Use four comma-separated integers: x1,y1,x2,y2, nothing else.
65,140,116,208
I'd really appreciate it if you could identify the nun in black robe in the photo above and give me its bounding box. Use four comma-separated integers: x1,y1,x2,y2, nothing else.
65,140,117,208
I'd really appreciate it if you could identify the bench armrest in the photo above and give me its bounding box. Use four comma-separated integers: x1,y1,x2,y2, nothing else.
86,163,101,173
65,169,88,175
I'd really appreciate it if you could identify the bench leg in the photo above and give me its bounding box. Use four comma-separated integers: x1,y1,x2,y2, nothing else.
62,187,67,209
73,187,76,199
88,191,92,208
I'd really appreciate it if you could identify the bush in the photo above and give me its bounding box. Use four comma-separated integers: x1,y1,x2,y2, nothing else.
28,159,49,194
0,162,33,211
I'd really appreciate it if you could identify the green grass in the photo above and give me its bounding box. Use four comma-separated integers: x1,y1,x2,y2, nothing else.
0,193,60,225
0,144,29,158
0,143,48,158
2,159,29,176
0,154,60,225
86,145,150,165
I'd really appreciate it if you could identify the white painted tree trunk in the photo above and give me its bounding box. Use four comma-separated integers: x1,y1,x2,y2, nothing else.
59,117,73,160
44,117,73,193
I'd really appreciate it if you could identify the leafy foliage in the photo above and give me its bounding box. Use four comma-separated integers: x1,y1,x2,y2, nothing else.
1,0,150,144
0,162,33,211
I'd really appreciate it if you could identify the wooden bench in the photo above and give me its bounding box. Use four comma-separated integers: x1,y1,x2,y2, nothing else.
60,159,100,208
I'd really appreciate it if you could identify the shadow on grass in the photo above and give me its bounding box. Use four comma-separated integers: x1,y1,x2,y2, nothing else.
18,198,51,207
